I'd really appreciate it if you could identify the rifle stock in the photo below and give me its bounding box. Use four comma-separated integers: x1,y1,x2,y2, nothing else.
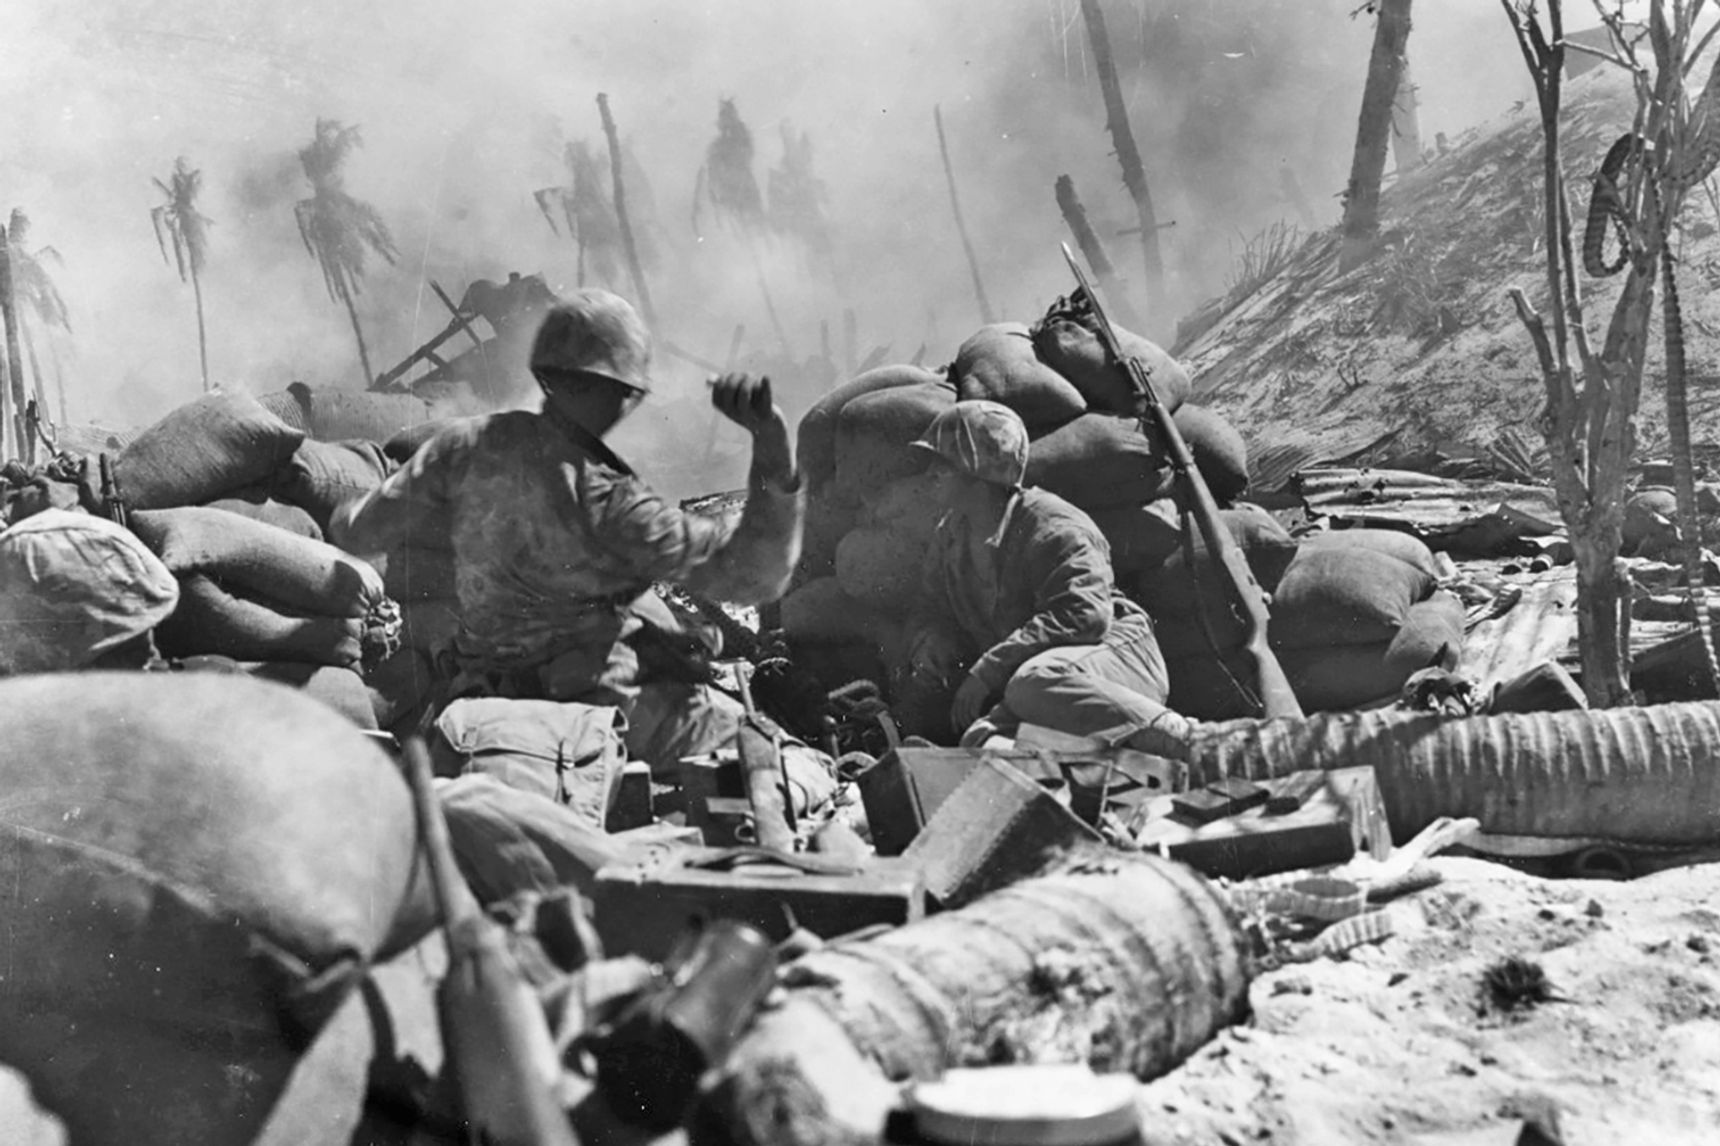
1059,243,1303,720
402,739,581,1146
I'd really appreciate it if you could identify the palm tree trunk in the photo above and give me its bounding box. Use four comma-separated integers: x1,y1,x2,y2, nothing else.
19,318,47,419
337,276,375,387
191,262,210,392
0,226,31,463
1077,0,1164,325
934,104,995,326
1341,0,1414,270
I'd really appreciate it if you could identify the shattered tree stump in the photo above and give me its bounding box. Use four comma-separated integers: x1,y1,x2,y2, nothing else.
694,847,1250,1146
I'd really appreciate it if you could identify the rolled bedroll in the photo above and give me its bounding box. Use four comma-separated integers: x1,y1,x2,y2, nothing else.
1187,701,1720,847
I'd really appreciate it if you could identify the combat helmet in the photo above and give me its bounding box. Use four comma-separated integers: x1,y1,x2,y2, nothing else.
529,289,652,394
911,400,1030,488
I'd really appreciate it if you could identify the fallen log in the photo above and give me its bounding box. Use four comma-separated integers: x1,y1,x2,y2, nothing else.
695,847,1249,1146
1187,701,1720,846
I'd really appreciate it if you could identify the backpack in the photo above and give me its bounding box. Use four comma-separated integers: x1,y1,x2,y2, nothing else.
432,696,628,831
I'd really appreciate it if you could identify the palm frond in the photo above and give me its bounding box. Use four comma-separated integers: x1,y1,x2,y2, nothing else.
153,156,211,278
5,210,72,330
703,98,767,233
532,187,565,235
150,205,175,270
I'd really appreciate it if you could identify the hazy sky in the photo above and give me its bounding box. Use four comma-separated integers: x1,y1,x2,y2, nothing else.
2,0,1553,464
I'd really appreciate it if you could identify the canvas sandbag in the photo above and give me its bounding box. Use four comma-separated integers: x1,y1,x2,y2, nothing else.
795,489,859,584
0,673,432,1144
1025,412,1174,510
261,382,435,444
952,322,1088,429
782,575,897,645
246,661,380,730
383,416,478,465
1087,497,1182,576
1624,486,1678,553
1276,597,1464,711
836,523,925,616
206,494,324,539
1175,404,1250,505
798,365,944,491
831,376,959,498
438,774,634,905
1268,545,1438,650
117,392,306,510
131,505,386,619
1384,590,1466,676
155,574,364,667
1299,527,1440,578
274,438,396,533
1277,642,1399,711
1131,504,1300,647
432,696,629,833
0,509,179,675
1030,313,1191,415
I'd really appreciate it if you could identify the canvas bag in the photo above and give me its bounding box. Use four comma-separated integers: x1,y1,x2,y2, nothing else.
433,696,628,832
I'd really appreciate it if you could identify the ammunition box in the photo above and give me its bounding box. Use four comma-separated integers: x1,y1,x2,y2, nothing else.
1136,766,1391,880
592,848,926,961
901,755,1104,910
857,743,1179,856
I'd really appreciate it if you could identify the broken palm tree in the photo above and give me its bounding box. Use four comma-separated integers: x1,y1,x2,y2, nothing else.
533,138,625,289
0,217,31,462
934,105,995,325
597,93,658,331
151,157,213,393
1341,0,1415,271
696,97,790,355
766,120,837,278
697,849,1250,1146
1076,0,1165,326
0,210,71,436
294,118,399,389
1503,0,1720,704
1055,174,1143,332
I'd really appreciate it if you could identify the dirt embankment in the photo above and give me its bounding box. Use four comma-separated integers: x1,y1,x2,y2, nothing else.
1180,60,1720,477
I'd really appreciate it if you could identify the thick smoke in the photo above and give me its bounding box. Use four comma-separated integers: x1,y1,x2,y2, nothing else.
5,0,1529,492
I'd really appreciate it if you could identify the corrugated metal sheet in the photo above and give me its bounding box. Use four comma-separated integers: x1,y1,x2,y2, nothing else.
1246,429,1397,496
1291,467,1562,552
1461,568,1579,692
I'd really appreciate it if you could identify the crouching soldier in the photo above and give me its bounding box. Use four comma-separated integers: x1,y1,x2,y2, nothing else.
331,289,833,808
893,400,1191,756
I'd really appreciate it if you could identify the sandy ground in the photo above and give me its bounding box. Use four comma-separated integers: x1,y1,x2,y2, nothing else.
6,857,1719,1144
1138,857,1720,1146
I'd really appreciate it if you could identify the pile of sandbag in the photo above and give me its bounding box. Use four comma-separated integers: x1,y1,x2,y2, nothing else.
129,505,399,727
257,381,438,444
116,392,307,512
0,672,433,1146
787,306,1246,661
112,390,402,539
1136,517,1466,717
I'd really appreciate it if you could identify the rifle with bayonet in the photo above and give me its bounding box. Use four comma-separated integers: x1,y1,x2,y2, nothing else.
1059,243,1303,720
